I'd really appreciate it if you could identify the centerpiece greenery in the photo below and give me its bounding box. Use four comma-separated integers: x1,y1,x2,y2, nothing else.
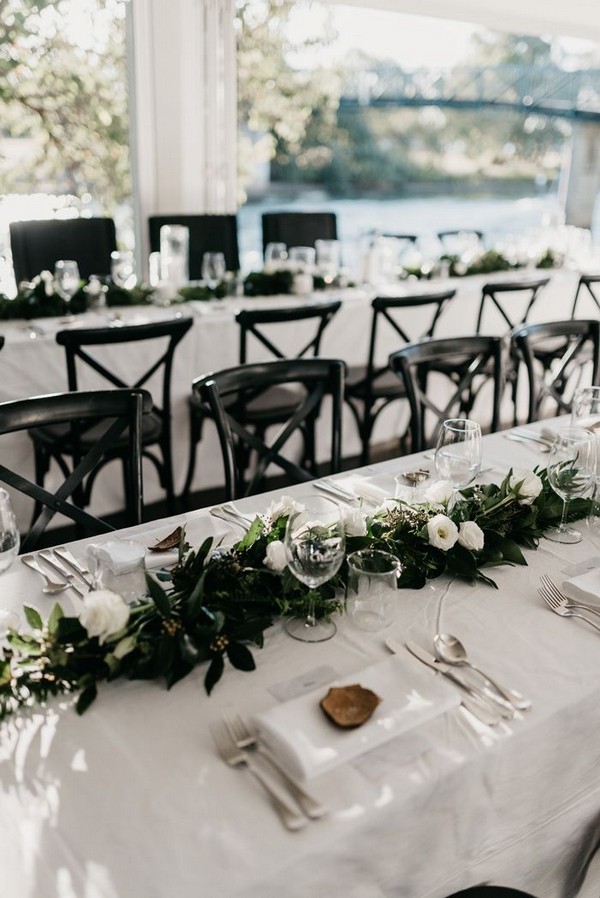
0,467,587,723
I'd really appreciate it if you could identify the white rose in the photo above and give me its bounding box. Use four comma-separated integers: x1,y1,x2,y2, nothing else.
424,480,455,506
264,540,289,572
509,471,543,506
79,589,130,645
458,520,485,552
427,514,459,551
266,495,305,521
340,505,368,537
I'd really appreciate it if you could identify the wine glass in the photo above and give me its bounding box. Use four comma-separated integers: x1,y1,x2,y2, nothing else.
111,251,136,288
54,260,81,320
571,386,600,433
434,418,482,490
284,495,346,642
546,427,596,544
0,488,20,574
201,252,226,291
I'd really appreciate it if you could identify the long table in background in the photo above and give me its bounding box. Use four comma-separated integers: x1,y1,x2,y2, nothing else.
2,421,600,898
0,267,590,527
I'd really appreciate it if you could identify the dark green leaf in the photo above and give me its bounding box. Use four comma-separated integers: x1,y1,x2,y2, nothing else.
76,684,98,715
146,574,172,617
23,605,43,630
226,641,256,671
47,602,65,637
204,653,225,694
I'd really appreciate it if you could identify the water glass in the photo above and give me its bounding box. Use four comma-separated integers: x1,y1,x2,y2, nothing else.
264,242,288,268
201,252,227,290
111,250,136,288
346,549,401,632
434,418,482,489
284,495,345,642
54,260,80,318
315,239,341,283
160,225,189,288
0,488,20,574
547,427,596,544
288,246,316,272
87,539,147,603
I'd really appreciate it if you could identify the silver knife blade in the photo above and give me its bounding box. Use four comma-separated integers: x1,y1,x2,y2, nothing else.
54,546,94,588
398,640,503,726
38,550,87,597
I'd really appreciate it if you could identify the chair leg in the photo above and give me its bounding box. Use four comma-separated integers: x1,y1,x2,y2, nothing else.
181,411,203,505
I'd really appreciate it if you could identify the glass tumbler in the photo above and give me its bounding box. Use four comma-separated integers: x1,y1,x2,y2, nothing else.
346,549,401,632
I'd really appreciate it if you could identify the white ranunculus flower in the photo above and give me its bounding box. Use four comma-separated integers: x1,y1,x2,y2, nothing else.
264,540,289,572
427,514,459,551
79,589,130,645
266,495,305,522
509,471,543,506
340,505,368,537
424,480,455,506
458,520,485,552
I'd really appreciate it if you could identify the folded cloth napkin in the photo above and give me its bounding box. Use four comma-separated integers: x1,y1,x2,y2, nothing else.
562,568,600,605
334,474,391,507
251,654,459,782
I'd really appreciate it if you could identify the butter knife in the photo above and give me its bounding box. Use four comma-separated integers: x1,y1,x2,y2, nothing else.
54,546,94,588
389,639,502,726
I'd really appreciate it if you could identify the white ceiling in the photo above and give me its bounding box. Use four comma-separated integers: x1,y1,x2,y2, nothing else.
326,0,600,44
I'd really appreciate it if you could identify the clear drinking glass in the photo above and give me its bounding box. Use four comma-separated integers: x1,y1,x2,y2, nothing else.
346,549,401,632
54,260,80,319
571,386,600,433
315,239,341,283
434,418,482,489
264,242,288,267
547,427,596,544
110,250,136,288
284,495,346,642
288,246,316,272
160,224,189,288
0,488,20,574
201,252,226,290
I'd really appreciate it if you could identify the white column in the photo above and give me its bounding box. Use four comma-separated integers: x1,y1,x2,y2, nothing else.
127,0,237,267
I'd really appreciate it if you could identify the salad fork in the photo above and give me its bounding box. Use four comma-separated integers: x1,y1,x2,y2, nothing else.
539,579,600,633
212,724,308,831
223,710,327,819
540,575,600,619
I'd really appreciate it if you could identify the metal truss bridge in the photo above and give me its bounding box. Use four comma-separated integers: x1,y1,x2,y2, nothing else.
339,66,600,122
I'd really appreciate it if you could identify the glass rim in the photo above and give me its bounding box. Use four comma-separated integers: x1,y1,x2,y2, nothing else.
441,418,481,432
347,548,401,573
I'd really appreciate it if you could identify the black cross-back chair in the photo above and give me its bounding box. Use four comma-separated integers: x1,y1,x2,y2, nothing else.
345,289,455,464
182,301,341,499
475,276,550,334
148,214,240,277
0,389,152,551
571,273,600,316
389,335,504,452
511,319,600,423
437,228,485,251
0,336,4,351
193,358,345,500
9,218,117,284
261,212,337,255
30,318,193,515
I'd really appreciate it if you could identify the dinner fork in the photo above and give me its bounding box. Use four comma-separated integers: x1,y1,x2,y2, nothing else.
539,579,600,633
539,575,600,620
223,710,327,819
212,724,308,831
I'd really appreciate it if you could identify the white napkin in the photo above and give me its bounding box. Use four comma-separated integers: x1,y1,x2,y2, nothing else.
335,474,391,506
562,567,600,605
252,654,459,781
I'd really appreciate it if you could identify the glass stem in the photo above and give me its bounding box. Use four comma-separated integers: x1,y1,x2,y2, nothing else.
306,591,317,628
560,497,571,532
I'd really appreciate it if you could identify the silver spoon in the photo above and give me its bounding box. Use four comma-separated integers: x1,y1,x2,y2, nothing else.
21,555,69,595
433,633,531,711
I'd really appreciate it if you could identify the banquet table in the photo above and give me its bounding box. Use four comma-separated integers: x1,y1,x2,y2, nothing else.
0,266,591,528
2,420,600,898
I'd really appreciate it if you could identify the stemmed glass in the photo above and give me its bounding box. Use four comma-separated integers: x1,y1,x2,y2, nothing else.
546,427,596,544
111,251,136,288
284,495,346,642
434,418,482,490
54,260,80,320
201,252,226,291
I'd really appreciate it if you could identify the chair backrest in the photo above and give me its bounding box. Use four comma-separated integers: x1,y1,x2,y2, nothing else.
148,214,240,277
361,290,455,389
437,228,485,251
56,318,193,429
236,300,341,364
476,276,550,333
9,218,117,283
0,389,152,550
389,335,504,451
193,358,345,499
261,212,337,255
572,272,600,316
511,319,600,422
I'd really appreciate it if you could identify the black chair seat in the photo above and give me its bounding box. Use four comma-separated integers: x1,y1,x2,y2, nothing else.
189,384,303,424
346,365,406,399
30,410,163,452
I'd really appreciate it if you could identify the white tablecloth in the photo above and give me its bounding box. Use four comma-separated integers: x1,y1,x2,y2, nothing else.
2,424,600,898
0,268,588,527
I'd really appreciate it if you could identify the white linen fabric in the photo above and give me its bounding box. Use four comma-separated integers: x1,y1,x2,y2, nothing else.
563,567,600,605
1,417,599,898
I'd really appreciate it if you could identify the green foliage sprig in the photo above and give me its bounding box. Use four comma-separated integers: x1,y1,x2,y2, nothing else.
0,466,588,722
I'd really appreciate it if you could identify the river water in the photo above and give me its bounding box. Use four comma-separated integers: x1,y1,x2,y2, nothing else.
237,191,600,272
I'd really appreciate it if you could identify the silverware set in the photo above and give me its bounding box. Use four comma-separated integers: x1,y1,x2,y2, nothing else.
21,546,92,597
539,575,600,633
503,429,554,452
212,709,326,831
